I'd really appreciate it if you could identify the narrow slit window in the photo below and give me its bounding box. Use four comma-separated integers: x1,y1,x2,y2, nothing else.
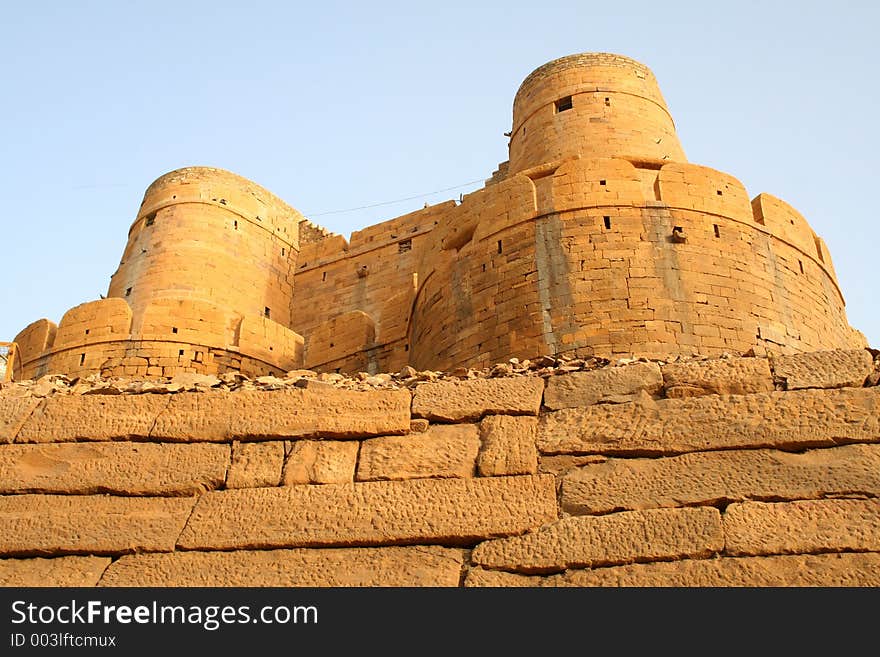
79,354,85,366
234,220,238,230
281,248,285,256
264,307,271,319
604,97,611,106
555,96,573,113
322,272,327,282
125,287,132,297
799,260,804,274
603,216,611,230
713,224,720,238
497,240,503,254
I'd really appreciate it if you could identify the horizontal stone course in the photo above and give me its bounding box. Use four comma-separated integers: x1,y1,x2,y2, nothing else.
0,556,111,586
0,442,229,495
226,441,283,489
477,415,539,476
472,506,723,573
561,444,880,514
539,387,880,456
412,378,544,422
0,495,196,556
465,552,880,587
99,546,465,587
177,474,558,550
724,498,880,556
0,395,41,443
282,440,359,485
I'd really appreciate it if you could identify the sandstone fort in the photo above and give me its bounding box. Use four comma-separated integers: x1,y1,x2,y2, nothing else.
1,53,878,588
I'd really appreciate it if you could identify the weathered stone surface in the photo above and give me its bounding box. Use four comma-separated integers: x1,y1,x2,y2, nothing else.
100,546,464,587
477,415,538,476
0,395,41,443
724,499,880,556
177,474,557,550
538,455,606,476
471,507,722,573
544,362,663,409
0,556,111,586
226,441,283,488
16,394,169,443
662,357,773,398
357,424,480,481
0,495,195,556
152,388,411,441
281,440,358,485
412,378,543,422
561,444,880,515
772,349,873,390
539,387,880,456
0,442,229,495
465,553,880,587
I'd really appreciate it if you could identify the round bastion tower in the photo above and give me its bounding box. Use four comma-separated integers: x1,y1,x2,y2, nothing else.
508,52,687,173
407,52,865,371
13,167,306,379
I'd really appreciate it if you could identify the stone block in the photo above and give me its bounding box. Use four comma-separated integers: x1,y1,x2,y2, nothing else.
724,499,880,556
357,424,479,481
772,349,873,390
561,444,880,514
226,441,284,488
0,395,40,443
100,546,464,587
0,442,229,495
661,357,773,398
282,440,359,485
177,474,557,550
0,556,111,587
0,495,196,556
543,362,663,409
412,377,543,422
471,506,723,573
539,388,880,456
477,415,538,476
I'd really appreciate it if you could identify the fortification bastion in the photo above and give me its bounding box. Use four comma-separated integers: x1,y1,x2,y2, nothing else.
10,52,867,381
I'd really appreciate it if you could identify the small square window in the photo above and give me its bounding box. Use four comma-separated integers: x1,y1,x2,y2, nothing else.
555,96,573,113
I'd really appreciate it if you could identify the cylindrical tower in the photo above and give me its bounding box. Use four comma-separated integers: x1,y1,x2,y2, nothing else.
508,52,686,173
107,167,302,331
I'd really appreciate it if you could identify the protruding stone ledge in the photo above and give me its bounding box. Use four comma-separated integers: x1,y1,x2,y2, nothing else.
471,506,723,573
16,394,169,443
0,556,111,586
99,546,465,587
561,444,880,515
177,474,558,550
539,387,880,456
464,552,880,587
0,442,230,495
0,495,196,557
153,388,412,441
543,362,663,409
723,498,880,556
412,378,544,422
771,349,874,390
357,424,480,481
661,357,774,398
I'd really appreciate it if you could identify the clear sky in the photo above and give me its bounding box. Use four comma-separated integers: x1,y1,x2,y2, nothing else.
2,1,877,348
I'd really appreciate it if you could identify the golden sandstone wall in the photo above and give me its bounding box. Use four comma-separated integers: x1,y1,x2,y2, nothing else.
1,348,878,586
10,51,868,383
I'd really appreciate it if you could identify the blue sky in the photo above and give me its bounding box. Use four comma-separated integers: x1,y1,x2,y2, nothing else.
2,1,877,349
